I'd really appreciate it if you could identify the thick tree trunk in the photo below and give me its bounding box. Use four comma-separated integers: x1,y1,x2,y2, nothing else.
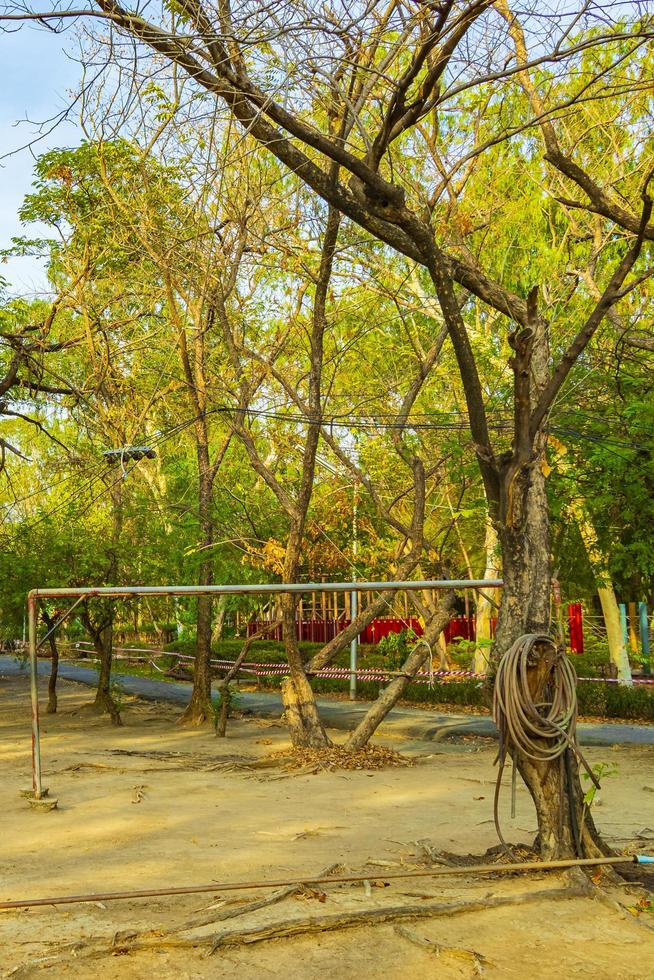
493,463,552,655
93,620,121,724
574,507,632,685
42,611,59,714
345,595,454,751
280,588,331,749
493,464,605,859
81,610,121,725
212,596,228,644
179,465,214,725
597,584,632,684
474,518,499,675
182,589,213,723
436,631,450,669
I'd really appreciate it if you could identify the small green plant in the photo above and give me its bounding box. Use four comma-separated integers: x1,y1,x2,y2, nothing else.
209,694,221,731
582,761,619,808
110,681,127,714
378,629,417,671
452,638,475,656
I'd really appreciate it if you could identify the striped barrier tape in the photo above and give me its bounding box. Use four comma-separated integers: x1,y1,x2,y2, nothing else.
46,644,654,685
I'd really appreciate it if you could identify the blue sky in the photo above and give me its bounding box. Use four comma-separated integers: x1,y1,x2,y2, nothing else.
1,25,81,296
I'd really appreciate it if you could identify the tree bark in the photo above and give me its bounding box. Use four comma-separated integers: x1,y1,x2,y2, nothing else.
488,313,609,860
474,517,499,675
179,462,214,724
279,528,332,748
81,606,122,725
493,458,607,859
42,610,60,714
493,464,552,656
574,506,632,685
93,619,121,724
345,593,454,751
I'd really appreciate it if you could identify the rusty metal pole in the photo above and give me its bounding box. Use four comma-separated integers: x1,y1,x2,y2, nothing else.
28,591,43,800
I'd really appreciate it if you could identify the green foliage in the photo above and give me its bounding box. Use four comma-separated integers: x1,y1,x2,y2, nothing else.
110,681,127,714
582,762,619,808
2,27,653,708
376,629,417,670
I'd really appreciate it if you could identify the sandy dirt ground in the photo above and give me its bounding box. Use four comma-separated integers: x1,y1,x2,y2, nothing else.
2,670,654,979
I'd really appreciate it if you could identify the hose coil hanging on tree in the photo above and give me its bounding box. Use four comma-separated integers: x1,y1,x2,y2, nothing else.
492,633,599,855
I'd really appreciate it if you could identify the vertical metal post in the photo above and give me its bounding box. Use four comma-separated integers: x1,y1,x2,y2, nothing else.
350,589,358,700
349,485,358,701
551,577,564,646
28,593,44,800
640,602,651,676
619,603,628,659
628,601,639,654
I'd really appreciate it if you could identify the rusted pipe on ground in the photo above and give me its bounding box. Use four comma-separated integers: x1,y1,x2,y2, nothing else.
0,855,648,911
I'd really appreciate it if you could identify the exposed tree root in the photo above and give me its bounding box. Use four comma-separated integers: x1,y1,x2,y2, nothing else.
564,866,654,933
6,882,587,975
114,863,341,942
177,692,213,727
78,693,122,726
394,924,492,972
203,884,586,954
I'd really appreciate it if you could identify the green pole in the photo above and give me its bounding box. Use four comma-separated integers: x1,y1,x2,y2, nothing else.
620,602,629,672
619,603,628,654
640,602,651,676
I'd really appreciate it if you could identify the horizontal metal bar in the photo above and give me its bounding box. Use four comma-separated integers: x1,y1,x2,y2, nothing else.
29,579,503,600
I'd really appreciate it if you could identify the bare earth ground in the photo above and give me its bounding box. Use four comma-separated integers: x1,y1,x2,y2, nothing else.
2,672,654,979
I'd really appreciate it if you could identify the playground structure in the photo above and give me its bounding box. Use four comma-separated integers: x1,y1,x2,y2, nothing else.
24,578,502,804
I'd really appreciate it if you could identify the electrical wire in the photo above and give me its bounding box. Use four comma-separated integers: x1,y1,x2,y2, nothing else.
6,390,651,536
140,404,654,457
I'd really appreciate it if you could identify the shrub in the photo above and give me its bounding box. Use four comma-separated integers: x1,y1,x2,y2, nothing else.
161,637,654,722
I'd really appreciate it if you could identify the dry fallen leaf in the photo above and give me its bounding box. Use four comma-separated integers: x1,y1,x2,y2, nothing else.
131,785,147,804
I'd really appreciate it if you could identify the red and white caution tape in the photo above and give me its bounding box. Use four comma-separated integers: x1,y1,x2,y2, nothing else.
51,643,654,686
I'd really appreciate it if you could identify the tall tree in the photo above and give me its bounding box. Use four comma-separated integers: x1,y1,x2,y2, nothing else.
3,0,653,855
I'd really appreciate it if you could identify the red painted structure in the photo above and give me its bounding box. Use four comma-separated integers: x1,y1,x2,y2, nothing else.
247,614,493,645
568,602,584,654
